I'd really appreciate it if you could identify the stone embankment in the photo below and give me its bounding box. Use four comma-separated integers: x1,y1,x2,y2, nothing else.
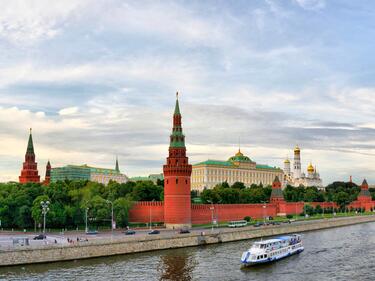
1,215,375,266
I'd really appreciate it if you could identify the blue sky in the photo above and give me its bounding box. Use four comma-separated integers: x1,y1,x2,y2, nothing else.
0,0,375,184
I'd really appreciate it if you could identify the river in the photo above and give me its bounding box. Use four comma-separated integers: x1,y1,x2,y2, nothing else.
0,222,374,281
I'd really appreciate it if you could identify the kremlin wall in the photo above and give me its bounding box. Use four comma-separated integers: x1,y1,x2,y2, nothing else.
16,94,375,227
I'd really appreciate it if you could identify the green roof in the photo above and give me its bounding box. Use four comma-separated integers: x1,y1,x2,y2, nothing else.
193,160,281,171
256,164,282,171
130,176,150,181
27,130,34,154
193,160,235,167
174,98,181,115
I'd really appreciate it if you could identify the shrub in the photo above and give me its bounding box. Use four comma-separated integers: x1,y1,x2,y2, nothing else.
244,216,251,222
286,214,293,219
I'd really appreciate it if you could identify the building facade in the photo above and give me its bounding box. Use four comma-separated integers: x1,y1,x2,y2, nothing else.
19,129,40,184
191,149,283,192
283,146,323,189
51,160,128,185
163,93,192,229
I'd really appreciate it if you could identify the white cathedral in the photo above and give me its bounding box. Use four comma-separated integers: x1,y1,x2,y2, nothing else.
283,145,324,189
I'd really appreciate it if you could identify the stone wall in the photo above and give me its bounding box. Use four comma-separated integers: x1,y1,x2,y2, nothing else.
1,215,375,267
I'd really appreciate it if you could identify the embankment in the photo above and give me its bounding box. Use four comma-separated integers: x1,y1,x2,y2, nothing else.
1,215,375,266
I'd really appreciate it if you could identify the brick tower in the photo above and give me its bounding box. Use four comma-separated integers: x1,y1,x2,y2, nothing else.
43,160,51,186
270,176,286,216
19,129,40,184
163,93,192,229
357,179,371,203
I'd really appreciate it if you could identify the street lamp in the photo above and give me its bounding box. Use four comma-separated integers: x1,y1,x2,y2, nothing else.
207,200,215,233
262,202,266,225
106,200,114,236
149,199,155,230
85,207,89,233
40,201,50,236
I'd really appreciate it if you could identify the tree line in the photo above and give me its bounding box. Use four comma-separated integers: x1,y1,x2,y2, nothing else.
198,181,375,208
0,180,163,230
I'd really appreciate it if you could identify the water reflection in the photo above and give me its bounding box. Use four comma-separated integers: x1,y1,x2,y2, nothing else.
158,250,196,281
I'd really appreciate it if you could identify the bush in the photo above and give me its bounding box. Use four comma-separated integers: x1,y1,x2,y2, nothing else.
286,214,293,219
244,216,251,222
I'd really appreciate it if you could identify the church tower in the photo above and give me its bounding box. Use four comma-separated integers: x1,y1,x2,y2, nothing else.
163,93,192,229
115,156,120,172
19,129,40,184
293,145,301,179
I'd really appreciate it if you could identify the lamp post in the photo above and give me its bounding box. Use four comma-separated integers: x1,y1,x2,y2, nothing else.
149,199,155,230
40,201,50,236
262,202,266,225
85,207,89,233
207,200,214,233
106,200,114,236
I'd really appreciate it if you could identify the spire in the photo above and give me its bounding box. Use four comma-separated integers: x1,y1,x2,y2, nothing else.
174,92,181,115
170,92,185,148
115,156,120,172
27,128,35,154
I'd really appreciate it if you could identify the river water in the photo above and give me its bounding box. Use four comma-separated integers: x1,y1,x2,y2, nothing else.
0,222,374,281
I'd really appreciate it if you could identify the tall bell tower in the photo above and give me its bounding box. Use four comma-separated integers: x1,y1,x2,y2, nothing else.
163,93,192,229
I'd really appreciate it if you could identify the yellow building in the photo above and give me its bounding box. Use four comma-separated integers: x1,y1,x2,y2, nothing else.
191,150,283,192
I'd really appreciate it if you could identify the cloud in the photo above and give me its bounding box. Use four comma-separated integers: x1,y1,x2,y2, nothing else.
293,0,326,10
0,0,89,45
59,106,79,116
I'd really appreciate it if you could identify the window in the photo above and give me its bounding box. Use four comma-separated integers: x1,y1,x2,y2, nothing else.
176,178,178,184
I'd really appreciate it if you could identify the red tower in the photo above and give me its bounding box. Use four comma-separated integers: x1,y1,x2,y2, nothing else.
357,179,371,203
43,160,51,186
270,176,287,216
270,176,285,203
19,129,40,184
163,93,192,229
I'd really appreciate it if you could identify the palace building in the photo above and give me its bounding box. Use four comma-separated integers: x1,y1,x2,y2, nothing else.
51,158,128,185
191,149,283,192
283,146,323,189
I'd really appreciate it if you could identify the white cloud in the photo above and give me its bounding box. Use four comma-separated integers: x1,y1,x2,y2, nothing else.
59,106,79,116
0,0,89,44
294,0,326,10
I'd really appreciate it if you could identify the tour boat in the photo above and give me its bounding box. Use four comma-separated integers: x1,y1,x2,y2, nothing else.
241,234,304,266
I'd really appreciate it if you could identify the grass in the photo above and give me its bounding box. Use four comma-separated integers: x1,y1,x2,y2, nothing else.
192,211,375,229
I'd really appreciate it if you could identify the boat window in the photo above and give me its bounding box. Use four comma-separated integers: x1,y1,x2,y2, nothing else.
264,254,267,258
257,256,260,260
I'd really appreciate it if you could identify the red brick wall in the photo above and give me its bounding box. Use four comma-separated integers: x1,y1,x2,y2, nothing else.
128,200,375,224
128,201,164,223
191,203,277,224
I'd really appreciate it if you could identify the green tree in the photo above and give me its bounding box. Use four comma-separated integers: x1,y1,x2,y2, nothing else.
114,197,133,227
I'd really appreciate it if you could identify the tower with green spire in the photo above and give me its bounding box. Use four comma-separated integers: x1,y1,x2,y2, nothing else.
115,156,120,173
163,92,192,229
19,128,40,184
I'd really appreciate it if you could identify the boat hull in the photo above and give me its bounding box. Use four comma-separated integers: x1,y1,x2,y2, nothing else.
241,247,304,267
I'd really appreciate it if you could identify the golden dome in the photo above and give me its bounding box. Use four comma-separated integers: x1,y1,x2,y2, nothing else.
294,145,300,152
307,163,314,173
284,158,290,164
235,149,243,157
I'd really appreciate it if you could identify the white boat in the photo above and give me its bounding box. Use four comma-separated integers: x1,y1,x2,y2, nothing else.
241,234,304,266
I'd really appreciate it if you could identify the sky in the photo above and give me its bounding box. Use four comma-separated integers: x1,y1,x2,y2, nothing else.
0,0,375,184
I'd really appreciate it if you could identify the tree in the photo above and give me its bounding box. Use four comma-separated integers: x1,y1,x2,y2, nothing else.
32,195,50,227
114,197,133,227
333,191,350,209
132,181,162,201
231,182,245,190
